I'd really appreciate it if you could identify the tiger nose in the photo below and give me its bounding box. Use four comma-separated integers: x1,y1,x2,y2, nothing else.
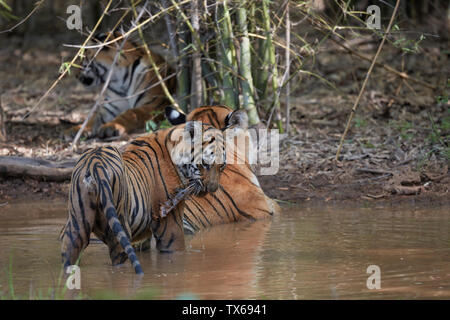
79,75,94,86
206,180,219,193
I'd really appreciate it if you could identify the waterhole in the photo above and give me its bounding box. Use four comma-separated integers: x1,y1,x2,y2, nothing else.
0,200,449,299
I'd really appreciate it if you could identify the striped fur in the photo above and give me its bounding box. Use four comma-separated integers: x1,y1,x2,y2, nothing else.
166,105,280,234
60,122,228,274
65,32,174,139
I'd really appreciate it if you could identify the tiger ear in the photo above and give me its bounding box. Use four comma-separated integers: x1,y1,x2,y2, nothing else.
225,110,248,130
165,106,186,125
93,32,108,42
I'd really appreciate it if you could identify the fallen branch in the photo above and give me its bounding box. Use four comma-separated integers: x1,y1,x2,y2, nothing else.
355,167,393,175
0,156,75,182
160,181,202,217
388,185,424,195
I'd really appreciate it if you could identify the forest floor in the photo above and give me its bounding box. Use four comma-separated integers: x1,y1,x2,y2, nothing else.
0,33,449,207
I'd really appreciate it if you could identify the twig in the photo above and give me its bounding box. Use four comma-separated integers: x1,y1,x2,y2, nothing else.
0,0,44,34
160,184,196,218
0,95,6,142
267,59,290,128
330,37,436,90
62,0,192,51
131,1,182,112
335,0,401,161
355,168,393,175
365,193,387,199
161,0,179,66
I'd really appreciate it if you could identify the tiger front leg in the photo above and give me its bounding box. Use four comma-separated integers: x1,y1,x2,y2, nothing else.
63,115,101,141
97,103,165,138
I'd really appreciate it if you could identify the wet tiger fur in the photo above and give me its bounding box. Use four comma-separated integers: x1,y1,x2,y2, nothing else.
60,121,234,274
165,105,280,234
64,32,174,140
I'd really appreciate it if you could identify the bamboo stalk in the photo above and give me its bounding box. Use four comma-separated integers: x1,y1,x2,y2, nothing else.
216,0,238,109
190,0,203,108
262,0,282,132
169,0,218,77
284,0,291,135
335,0,401,161
176,6,190,112
237,1,259,125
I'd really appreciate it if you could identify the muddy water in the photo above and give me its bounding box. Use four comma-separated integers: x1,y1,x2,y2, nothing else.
0,200,449,299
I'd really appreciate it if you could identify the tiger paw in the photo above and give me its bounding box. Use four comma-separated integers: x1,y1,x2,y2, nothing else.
98,122,127,138
64,125,93,141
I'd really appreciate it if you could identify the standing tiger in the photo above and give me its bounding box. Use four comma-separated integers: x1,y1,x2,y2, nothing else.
165,105,280,234
60,119,243,274
64,32,174,139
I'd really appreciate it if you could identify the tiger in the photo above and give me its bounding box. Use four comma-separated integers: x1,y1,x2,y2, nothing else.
165,105,280,234
60,120,242,275
64,32,174,140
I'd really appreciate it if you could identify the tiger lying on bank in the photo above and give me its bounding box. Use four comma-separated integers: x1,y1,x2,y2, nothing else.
64,32,174,140
60,117,246,274
165,105,280,235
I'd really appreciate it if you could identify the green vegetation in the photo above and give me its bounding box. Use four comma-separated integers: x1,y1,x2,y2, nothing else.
0,256,80,300
0,0,18,21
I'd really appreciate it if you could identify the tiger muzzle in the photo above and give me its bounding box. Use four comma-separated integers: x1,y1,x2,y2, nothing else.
206,180,219,193
78,74,94,86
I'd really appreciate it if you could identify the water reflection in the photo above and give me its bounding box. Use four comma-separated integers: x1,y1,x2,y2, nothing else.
0,200,449,299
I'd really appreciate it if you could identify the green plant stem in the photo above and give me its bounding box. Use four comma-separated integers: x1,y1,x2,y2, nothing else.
237,1,259,125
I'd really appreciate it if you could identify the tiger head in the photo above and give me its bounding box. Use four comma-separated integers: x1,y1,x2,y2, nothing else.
166,105,251,165
167,121,229,196
77,32,144,88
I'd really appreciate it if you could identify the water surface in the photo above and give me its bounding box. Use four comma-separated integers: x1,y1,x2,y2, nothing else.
0,200,449,299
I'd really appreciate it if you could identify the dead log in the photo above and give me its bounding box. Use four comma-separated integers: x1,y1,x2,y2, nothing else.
0,156,75,182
